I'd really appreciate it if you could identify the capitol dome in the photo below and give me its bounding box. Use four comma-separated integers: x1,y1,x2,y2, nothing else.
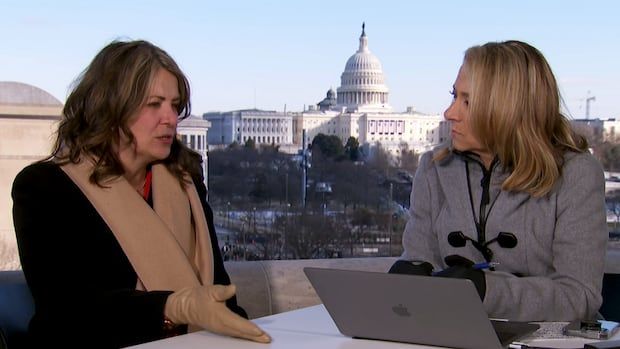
0,81,63,117
0,81,62,106
337,23,391,112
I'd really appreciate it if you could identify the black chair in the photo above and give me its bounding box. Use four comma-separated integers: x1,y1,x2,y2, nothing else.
1,328,8,349
600,273,620,322
0,271,34,349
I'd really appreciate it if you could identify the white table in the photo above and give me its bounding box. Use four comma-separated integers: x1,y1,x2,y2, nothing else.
128,305,619,349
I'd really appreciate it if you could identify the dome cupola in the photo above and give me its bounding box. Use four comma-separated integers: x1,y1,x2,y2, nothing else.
336,23,391,113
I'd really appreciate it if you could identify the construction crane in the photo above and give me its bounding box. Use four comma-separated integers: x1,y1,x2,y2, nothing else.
586,95,596,119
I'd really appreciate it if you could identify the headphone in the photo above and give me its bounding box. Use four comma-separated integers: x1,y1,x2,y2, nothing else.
447,231,517,262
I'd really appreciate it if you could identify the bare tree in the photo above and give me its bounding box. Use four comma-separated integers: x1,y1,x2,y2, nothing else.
398,142,419,173
349,207,375,256
595,142,620,172
285,210,333,259
368,142,391,177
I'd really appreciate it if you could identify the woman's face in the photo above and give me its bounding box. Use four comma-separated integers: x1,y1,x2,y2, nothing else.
120,68,180,169
444,65,490,159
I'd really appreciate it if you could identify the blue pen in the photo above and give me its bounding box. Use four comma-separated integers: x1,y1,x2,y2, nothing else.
432,262,499,276
472,262,499,270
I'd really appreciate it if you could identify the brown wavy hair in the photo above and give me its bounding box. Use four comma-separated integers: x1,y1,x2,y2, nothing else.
437,40,587,197
48,39,201,186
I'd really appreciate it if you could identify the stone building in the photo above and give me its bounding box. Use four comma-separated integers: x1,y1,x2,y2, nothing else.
0,81,62,269
204,24,448,159
300,24,448,158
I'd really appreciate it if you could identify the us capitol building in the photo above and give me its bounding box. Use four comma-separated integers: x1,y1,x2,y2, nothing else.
205,24,449,157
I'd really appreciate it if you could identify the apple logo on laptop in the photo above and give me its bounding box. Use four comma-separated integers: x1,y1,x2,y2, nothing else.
392,304,411,317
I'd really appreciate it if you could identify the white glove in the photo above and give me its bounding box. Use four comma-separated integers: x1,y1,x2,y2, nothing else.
165,284,271,343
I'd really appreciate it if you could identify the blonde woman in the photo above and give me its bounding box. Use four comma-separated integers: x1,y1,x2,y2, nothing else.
396,41,607,321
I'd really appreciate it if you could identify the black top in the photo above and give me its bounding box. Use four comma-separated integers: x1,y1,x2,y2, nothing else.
12,161,246,348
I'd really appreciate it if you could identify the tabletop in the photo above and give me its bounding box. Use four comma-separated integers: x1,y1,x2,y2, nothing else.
127,305,619,349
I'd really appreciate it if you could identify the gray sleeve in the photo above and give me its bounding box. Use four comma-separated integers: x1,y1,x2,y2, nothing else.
401,152,443,269
483,153,608,321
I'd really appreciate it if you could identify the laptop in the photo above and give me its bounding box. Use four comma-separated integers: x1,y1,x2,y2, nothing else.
304,267,539,349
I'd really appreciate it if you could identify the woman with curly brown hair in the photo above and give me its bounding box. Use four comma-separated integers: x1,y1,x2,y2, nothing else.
12,40,270,347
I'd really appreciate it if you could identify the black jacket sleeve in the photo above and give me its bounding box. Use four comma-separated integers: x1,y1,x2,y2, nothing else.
13,163,170,347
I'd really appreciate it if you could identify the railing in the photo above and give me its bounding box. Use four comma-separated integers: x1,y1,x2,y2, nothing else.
224,257,397,319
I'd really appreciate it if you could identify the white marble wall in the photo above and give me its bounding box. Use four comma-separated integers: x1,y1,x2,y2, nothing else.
0,117,58,269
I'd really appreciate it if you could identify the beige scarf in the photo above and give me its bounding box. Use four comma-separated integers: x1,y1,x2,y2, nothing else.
61,159,214,291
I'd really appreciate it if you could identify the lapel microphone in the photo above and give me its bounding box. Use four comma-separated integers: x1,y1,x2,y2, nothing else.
447,231,517,262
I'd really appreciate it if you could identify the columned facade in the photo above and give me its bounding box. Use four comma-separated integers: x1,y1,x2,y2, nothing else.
299,24,447,159
200,24,449,160
177,115,211,187
204,109,294,151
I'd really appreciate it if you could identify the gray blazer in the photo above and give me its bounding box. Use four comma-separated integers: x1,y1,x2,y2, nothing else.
401,150,608,321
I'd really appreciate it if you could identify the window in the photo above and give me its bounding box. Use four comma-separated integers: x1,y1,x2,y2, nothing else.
0,7,613,282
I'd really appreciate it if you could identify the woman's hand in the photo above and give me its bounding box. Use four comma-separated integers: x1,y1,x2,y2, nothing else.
165,284,271,343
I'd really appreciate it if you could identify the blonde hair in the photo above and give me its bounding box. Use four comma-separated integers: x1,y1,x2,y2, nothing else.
438,40,587,197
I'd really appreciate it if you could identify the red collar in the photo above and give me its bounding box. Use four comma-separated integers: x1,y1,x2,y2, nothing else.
142,169,153,200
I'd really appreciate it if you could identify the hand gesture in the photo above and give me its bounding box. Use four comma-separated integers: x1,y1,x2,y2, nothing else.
165,284,271,343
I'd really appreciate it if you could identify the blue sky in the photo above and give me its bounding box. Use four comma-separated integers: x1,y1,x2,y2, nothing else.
1,0,618,118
